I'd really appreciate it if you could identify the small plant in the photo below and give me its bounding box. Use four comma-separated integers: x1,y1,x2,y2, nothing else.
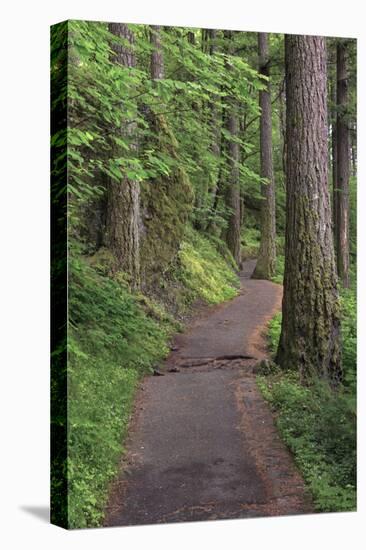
258,286,357,513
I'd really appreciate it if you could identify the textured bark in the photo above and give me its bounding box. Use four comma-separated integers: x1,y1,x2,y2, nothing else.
278,79,287,177
336,40,350,287
351,123,357,176
224,107,241,266
331,70,338,246
150,26,164,80
252,33,276,279
223,31,241,266
276,35,341,383
106,23,140,286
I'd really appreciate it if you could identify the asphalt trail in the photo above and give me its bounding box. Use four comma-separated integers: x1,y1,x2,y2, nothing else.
104,260,312,527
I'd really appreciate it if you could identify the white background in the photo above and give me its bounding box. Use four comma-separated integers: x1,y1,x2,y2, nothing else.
0,0,365,548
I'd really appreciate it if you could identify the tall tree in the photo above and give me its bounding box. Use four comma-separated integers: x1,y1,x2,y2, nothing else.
223,31,241,266
150,25,164,80
276,35,341,383
106,23,141,285
335,39,350,287
331,62,338,246
252,32,276,279
139,25,193,284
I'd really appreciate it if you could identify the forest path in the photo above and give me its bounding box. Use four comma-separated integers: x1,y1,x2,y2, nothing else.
104,260,313,527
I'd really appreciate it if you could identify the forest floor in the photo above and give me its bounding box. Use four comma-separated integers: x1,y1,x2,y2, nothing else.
104,260,313,527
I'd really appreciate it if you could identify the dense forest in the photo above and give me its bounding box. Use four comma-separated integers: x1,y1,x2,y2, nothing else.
51,21,357,528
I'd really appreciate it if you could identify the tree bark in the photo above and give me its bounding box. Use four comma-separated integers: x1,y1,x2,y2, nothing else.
106,23,140,286
206,29,223,232
335,40,350,287
223,31,241,266
331,68,338,247
252,33,276,279
276,35,341,384
150,25,164,80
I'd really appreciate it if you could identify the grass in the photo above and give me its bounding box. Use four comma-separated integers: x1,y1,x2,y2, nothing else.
63,228,239,528
257,284,357,513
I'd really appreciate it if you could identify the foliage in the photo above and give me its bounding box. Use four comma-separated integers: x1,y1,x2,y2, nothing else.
65,227,239,528
67,255,177,527
339,285,357,390
257,373,356,512
64,21,264,237
260,283,357,513
267,312,282,354
174,228,239,306
50,20,357,528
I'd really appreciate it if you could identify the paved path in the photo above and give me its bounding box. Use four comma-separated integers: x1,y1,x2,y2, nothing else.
104,260,312,527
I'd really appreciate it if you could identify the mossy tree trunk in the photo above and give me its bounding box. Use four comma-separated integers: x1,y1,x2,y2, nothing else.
276,35,342,384
252,32,276,280
106,23,140,286
335,40,350,288
139,25,193,286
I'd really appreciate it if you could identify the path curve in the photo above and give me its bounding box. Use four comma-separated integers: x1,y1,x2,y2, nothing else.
104,260,312,527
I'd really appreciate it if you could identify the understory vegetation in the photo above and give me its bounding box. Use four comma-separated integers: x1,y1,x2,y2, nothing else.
67,229,239,528
258,277,357,512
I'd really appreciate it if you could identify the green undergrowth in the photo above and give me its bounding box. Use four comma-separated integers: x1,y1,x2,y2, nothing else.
175,228,239,306
258,284,357,513
67,257,177,528
66,227,239,528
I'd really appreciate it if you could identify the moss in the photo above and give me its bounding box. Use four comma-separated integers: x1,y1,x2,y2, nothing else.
174,227,239,305
140,113,194,286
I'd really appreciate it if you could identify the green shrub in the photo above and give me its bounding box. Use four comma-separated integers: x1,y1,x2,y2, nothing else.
267,312,282,354
340,286,357,390
271,254,285,284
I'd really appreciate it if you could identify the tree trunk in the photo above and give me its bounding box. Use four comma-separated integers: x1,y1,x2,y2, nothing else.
139,25,193,285
223,31,241,266
276,35,341,384
336,40,350,287
224,106,241,266
252,33,276,279
206,29,223,232
331,69,338,246
106,23,140,286
278,78,287,177
150,25,164,80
